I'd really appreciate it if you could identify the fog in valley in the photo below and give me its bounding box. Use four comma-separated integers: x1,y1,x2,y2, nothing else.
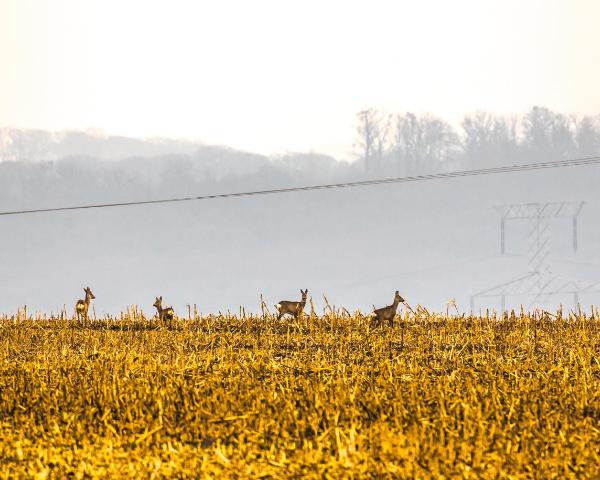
1,107,599,316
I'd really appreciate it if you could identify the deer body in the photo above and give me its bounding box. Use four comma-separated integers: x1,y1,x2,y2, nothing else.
276,289,307,320
153,296,174,328
75,287,95,325
371,291,404,327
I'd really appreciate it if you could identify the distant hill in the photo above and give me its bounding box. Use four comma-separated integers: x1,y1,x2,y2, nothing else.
0,128,204,162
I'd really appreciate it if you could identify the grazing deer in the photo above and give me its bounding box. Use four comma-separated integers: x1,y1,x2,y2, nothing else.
370,290,404,327
75,287,95,325
153,296,175,328
275,289,308,320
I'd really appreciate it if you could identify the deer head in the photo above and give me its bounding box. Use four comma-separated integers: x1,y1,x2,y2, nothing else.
153,296,163,310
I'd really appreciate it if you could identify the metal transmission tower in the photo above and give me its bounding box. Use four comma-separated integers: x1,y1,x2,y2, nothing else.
497,202,584,256
471,201,600,312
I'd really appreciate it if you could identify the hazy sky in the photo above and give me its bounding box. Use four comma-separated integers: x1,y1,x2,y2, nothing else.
1,0,599,158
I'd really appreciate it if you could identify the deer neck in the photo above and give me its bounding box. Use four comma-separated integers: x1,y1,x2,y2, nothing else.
392,297,400,311
85,294,92,306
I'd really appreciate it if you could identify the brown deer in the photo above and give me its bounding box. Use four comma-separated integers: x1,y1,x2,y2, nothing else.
153,296,175,328
75,287,95,325
370,290,404,327
275,289,308,320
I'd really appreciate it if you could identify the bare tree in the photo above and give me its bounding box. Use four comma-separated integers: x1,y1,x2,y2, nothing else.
522,106,576,159
392,113,459,174
393,113,421,175
355,109,390,175
461,112,519,166
574,115,600,156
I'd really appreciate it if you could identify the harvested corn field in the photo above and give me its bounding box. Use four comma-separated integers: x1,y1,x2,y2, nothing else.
1,309,599,478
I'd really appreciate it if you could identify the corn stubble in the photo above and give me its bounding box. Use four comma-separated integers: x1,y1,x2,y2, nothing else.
1,309,599,479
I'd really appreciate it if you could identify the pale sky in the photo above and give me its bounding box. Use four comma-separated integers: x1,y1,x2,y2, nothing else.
1,0,599,158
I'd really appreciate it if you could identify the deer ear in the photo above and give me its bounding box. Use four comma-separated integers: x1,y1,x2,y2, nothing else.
160,296,163,301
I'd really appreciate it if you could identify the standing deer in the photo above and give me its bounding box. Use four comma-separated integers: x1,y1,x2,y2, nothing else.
370,290,404,327
75,287,95,325
275,289,308,320
153,296,175,328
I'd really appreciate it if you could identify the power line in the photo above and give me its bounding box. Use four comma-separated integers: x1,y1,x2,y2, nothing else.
1,155,599,217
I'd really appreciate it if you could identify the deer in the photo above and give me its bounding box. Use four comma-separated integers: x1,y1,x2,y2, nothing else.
75,287,95,325
275,289,308,320
153,296,175,329
370,290,404,327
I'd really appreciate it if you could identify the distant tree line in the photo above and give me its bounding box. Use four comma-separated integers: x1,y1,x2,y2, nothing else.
355,106,600,176
1,106,599,210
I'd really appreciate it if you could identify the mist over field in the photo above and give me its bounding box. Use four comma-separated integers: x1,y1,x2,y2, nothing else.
1,107,600,315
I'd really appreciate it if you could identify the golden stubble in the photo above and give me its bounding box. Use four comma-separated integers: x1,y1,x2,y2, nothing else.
0,307,599,478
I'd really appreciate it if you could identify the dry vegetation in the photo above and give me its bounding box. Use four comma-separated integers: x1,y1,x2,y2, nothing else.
1,307,600,479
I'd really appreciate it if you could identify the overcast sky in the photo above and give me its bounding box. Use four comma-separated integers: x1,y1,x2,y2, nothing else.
1,0,599,159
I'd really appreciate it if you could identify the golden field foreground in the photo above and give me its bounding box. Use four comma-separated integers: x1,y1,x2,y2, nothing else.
1,308,600,479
